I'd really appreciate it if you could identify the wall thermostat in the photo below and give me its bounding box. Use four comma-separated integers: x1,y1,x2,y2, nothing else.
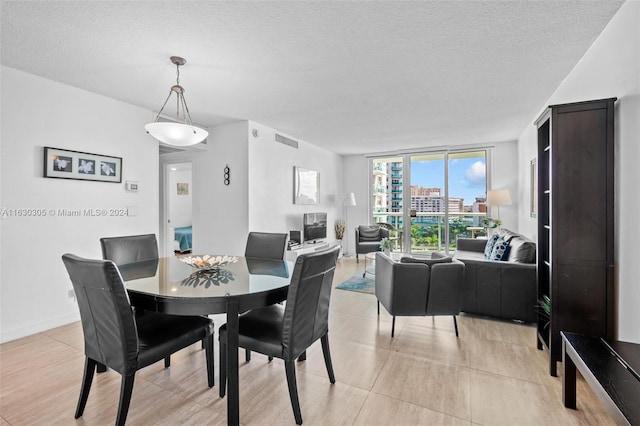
125,181,139,192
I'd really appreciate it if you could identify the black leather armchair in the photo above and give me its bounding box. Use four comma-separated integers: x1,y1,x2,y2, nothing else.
355,225,389,263
375,252,465,337
219,246,340,425
61,254,214,426
245,231,288,260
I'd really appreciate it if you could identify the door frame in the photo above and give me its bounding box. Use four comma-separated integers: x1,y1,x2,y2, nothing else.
160,161,193,256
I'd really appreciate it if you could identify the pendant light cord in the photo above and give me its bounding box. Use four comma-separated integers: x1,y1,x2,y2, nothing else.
151,61,195,128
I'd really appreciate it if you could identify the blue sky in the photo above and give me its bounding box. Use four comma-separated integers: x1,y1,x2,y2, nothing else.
410,157,486,205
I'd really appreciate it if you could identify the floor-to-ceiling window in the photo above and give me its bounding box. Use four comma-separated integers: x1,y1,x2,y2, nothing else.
371,150,488,255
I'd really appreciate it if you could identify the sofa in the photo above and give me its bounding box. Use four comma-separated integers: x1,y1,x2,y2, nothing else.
453,228,537,323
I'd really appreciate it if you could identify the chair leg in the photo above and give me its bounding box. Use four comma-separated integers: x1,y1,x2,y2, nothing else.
115,374,135,426
75,357,97,419
164,356,171,368
391,316,396,337
268,356,273,362
204,334,215,388
245,349,251,362
356,254,359,263
284,361,303,425
96,362,107,373
453,315,459,337
219,337,227,398
297,351,306,362
320,334,336,383
377,300,380,315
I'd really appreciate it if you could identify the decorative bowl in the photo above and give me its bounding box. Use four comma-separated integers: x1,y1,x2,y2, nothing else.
179,255,238,270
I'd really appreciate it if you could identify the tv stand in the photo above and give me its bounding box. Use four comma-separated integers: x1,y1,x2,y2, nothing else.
285,241,341,262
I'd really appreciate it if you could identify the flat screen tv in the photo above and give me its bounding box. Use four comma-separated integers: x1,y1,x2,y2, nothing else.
303,212,327,243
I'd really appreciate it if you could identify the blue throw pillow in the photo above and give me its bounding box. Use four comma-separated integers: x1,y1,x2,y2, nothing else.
484,234,500,259
490,237,511,261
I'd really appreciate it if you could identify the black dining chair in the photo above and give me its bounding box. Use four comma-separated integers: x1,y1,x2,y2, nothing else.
244,231,288,260
218,246,340,425
100,233,159,266
100,233,193,369
62,254,215,426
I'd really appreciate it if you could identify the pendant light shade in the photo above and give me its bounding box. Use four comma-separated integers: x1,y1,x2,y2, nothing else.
145,122,208,147
146,56,208,146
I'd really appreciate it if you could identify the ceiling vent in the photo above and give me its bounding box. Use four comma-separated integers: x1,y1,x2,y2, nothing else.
159,144,187,155
275,133,299,149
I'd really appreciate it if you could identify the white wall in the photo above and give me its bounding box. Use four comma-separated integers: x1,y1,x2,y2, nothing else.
168,167,193,228
160,120,344,257
0,66,159,342
160,121,250,257
343,155,370,255
489,141,518,231
516,0,640,343
247,121,343,241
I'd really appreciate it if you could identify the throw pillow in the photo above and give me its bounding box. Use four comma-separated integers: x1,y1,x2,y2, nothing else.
400,256,452,267
490,237,511,261
507,237,536,263
484,234,500,259
497,228,519,242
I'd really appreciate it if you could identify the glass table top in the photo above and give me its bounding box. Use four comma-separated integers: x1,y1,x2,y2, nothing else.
119,256,293,299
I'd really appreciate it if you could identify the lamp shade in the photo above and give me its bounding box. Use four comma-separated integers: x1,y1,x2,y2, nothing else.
486,189,512,206
145,122,208,147
345,192,356,206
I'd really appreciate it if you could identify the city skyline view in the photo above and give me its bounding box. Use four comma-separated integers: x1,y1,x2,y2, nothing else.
410,156,486,206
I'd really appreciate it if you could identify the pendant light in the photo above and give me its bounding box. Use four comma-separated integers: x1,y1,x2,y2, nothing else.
145,56,208,146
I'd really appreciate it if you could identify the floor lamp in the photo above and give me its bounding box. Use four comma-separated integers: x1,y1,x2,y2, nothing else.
486,189,512,226
343,193,356,255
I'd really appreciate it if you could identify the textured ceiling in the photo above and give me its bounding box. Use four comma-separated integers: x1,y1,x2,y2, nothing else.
1,1,624,155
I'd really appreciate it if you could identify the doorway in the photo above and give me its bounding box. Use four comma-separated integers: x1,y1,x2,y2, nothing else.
164,162,193,256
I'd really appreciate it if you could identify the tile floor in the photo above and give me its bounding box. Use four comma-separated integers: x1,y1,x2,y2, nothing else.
0,256,614,425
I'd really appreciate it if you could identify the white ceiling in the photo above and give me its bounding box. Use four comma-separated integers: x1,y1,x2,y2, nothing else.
1,1,624,155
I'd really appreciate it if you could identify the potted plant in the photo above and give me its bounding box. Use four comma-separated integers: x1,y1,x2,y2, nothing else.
482,216,502,229
334,220,346,241
481,216,502,234
380,237,393,254
536,295,551,329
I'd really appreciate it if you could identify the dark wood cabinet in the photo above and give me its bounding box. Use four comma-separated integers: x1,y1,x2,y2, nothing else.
535,98,616,376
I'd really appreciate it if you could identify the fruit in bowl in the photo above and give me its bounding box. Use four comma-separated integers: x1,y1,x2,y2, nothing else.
179,255,238,270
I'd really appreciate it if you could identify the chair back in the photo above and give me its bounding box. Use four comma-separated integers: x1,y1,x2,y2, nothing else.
281,246,340,359
426,259,465,316
357,225,385,242
62,254,138,375
100,234,158,265
244,232,288,260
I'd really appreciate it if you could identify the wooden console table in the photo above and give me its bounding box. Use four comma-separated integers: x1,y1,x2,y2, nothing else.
561,332,640,425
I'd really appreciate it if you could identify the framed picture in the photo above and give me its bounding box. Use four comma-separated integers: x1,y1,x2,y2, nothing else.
43,147,122,183
177,183,189,195
294,167,319,205
530,158,537,218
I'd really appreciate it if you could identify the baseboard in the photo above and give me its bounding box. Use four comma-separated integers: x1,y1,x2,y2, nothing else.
0,311,80,344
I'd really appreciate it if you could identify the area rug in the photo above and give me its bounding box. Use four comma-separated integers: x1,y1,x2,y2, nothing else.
336,274,374,294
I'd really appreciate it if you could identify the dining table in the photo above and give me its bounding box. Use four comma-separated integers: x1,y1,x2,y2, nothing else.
118,255,293,426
